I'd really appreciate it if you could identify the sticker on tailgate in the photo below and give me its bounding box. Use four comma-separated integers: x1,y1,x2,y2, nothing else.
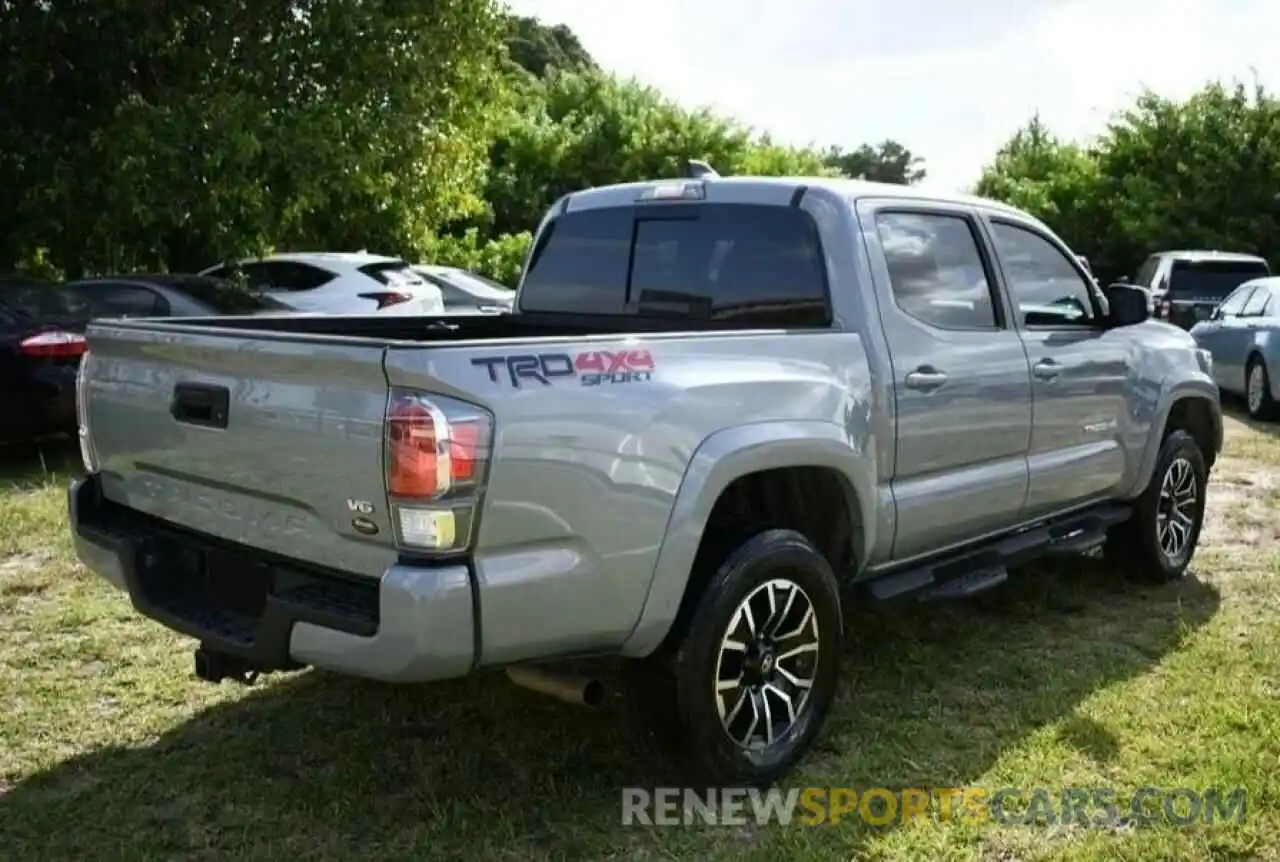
471,349,654,389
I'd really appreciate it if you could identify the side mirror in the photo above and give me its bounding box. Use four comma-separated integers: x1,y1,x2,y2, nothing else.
1104,282,1150,328
1209,307,1225,321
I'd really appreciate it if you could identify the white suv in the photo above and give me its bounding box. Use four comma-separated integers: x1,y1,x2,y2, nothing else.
201,252,445,315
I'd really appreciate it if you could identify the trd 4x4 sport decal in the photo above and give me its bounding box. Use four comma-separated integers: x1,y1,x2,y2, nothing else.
471,349,655,389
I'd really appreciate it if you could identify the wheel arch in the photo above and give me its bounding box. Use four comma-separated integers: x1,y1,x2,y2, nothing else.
618,421,876,658
1136,388,1222,490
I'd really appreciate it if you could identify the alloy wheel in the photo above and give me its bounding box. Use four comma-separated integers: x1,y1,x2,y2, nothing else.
712,577,821,750
1156,457,1198,562
1248,363,1266,415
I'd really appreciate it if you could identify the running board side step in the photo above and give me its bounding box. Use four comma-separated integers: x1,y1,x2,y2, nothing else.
862,503,1132,603
921,565,1008,601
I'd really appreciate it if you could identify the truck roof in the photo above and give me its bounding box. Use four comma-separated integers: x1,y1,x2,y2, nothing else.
561,175,1028,218
1147,249,1267,264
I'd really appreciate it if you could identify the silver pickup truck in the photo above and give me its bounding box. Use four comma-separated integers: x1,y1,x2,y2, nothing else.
70,169,1223,787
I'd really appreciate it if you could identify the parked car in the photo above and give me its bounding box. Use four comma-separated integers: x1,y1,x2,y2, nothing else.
70,168,1221,788
0,275,89,443
410,264,514,313
1132,250,1270,330
64,273,293,319
1189,276,1280,419
200,252,445,315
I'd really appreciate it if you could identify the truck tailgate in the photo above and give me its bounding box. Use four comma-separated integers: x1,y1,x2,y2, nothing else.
81,322,396,578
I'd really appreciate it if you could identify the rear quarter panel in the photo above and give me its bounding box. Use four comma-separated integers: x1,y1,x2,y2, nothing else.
385,329,879,665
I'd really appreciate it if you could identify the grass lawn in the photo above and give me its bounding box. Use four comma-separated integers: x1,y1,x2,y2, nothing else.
1,411,1278,861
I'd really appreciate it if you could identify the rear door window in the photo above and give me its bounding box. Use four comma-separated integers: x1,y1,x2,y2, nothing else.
518,204,830,326
1168,260,1270,300
875,211,999,330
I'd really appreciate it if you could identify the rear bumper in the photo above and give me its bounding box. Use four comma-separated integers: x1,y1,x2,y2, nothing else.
69,474,476,683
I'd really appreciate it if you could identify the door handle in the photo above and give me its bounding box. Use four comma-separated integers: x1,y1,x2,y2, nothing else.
904,366,948,391
1032,358,1062,381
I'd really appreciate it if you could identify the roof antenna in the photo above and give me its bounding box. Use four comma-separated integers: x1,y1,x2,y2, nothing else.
685,159,719,179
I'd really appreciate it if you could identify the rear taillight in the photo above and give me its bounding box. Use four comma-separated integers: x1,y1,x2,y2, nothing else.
359,291,413,310
76,350,98,473
20,331,86,358
385,388,492,553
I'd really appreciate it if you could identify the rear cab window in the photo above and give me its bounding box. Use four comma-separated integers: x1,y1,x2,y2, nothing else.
517,203,831,327
1168,259,1270,300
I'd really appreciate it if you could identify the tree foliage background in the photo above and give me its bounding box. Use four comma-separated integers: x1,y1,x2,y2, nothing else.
975,81,1280,284
0,0,928,285
3,1,1274,289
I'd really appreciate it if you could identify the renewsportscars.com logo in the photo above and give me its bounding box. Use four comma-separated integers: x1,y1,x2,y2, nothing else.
620,786,1248,828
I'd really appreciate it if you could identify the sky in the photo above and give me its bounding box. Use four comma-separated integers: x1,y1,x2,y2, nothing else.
505,0,1280,192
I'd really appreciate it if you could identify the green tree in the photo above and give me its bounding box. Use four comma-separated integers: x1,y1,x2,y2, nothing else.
974,83,1280,282
503,15,597,78
973,115,1106,261
1090,81,1280,277
478,69,832,238
0,0,504,276
823,140,927,184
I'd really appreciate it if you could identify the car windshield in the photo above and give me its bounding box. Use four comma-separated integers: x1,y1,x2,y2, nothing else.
1167,260,1270,299
0,277,92,324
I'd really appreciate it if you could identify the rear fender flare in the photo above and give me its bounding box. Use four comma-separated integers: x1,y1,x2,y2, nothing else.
618,420,877,658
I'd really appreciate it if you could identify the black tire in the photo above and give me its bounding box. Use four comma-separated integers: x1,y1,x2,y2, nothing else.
1246,355,1278,421
625,529,844,788
1104,429,1207,584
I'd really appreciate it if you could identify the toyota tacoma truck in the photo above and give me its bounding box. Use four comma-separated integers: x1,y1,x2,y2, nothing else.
70,166,1222,787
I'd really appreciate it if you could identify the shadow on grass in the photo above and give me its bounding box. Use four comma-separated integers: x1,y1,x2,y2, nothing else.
0,436,81,491
0,556,1220,860
1222,398,1279,438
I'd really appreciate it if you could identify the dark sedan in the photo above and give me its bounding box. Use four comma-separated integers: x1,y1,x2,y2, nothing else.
63,272,292,319
0,276,91,444
1,273,287,445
